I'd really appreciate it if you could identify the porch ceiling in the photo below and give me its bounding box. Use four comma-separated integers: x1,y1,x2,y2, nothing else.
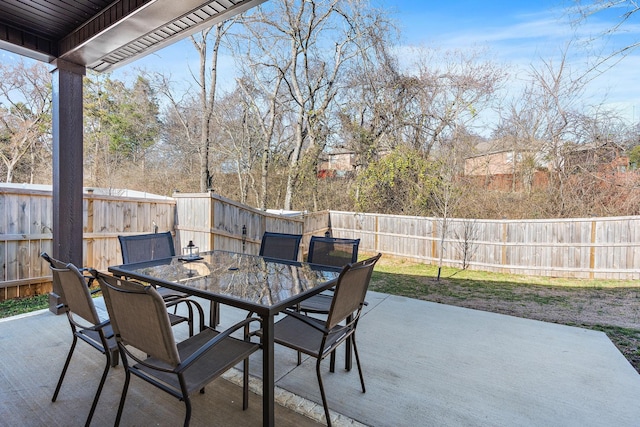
0,0,265,72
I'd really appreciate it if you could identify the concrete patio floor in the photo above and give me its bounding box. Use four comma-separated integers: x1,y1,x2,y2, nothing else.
2,290,640,426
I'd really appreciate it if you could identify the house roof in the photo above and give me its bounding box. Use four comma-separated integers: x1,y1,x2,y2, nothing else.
0,0,265,72
465,139,542,160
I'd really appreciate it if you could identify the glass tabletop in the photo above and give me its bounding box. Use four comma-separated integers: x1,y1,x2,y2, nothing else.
109,250,341,310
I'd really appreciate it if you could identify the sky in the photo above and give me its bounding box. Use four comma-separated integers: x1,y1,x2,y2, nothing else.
383,0,640,123
2,0,640,126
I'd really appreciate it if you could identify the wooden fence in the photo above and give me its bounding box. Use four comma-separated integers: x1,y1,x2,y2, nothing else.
0,186,177,300
2,186,640,300
0,189,327,300
328,211,640,280
173,192,307,255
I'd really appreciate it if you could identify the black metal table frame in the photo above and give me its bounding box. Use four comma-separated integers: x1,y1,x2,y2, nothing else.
108,250,339,427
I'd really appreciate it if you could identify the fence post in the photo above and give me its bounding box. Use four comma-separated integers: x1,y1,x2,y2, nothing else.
501,220,508,273
375,214,379,253
432,218,438,262
209,193,215,251
86,191,94,268
589,219,597,279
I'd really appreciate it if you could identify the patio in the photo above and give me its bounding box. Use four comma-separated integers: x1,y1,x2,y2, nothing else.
2,290,640,426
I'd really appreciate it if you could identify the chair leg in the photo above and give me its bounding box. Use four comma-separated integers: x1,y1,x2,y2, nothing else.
84,350,111,427
243,358,250,410
115,368,131,427
329,349,336,373
316,358,332,427
183,396,192,427
352,334,366,393
345,316,353,371
52,335,77,402
209,301,220,327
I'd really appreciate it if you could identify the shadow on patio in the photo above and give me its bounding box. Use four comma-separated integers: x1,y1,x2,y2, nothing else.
2,291,640,426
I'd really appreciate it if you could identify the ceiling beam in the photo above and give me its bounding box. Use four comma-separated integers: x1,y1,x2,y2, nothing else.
61,0,266,71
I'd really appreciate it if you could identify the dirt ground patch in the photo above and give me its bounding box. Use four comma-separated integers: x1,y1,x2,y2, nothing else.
370,274,640,374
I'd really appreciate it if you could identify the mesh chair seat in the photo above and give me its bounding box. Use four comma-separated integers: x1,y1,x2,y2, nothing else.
133,328,258,396
272,315,350,356
296,293,334,314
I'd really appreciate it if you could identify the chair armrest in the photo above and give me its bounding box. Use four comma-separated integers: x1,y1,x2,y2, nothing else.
177,316,262,372
286,308,355,341
280,308,328,333
86,318,111,332
68,314,110,332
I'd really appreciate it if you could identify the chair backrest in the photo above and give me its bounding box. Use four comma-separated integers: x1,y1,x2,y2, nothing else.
118,231,175,264
42,253,101,326
96,272,181,367
259,232,302,261
307,236,360,267
41,251,67,269
326,253,381,330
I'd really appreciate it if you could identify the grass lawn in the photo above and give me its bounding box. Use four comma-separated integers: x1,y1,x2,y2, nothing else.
0,294,49,318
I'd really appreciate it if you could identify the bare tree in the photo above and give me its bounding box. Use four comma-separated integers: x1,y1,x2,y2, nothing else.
237,0,387,211
404,47,505,157
234,63,288,209
212,88,263,204
153,73,202,190
530,47,591,216
430,147,466,280
453,219,480,270
84,72,114,187
190,21,236,192
0,60,51,183
337,17,405,205
570,0,640,73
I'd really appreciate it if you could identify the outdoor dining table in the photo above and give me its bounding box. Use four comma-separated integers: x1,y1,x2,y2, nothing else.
108,249,341,427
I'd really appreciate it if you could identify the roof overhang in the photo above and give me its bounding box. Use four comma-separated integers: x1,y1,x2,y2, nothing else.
0,0,266,72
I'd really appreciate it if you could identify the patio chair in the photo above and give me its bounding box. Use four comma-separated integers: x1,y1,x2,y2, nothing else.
243,231,303,324
268,253,381,427
259,231,302,261
244,231,303,322
93,271,260,427
118,231,176,263
118,232,204,334
298,236,360,314
41,252,118,427
307,236,360,266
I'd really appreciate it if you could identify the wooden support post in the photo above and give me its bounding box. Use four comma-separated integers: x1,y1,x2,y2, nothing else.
49,59,85,314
